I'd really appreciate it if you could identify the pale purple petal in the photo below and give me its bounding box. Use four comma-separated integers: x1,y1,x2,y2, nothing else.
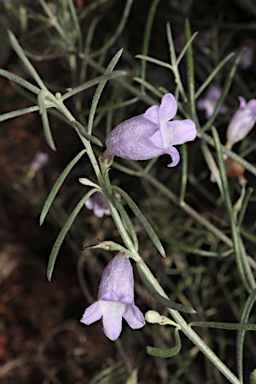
149,129,163,148
227,97,256,144
80,302,102,325
105,93,196,168
98,255,134,302
80,254,145,341
166,146,180,167
100,290,119,302
85,191,110,217
85,199,94,210
165,120,197,146
197,99,215,119
240,46,254,70
101,301,125,341
159,93,177,123
106,115,163,160
30,152,49,173
196,85,227,118
123,304,145,329
143,105,159,125
238,96,246,108
247,99,256,114
206,84,221,100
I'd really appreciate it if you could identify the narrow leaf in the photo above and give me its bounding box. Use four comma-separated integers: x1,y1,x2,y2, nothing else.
71,121,103,147
61,71,126,101
212,126,255,292
0,69,40,94
47,188,97,281
41,109,56,150
0,106,39,122
137,262,196,314
103,171,138,250
87,49,123,134
8,30,46,90
146,328,181,358
40,149,87,225
190,321,256,331
237,288,256,383
114,186,166,257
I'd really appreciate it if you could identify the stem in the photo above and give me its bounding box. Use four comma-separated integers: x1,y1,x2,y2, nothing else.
138,259,240,384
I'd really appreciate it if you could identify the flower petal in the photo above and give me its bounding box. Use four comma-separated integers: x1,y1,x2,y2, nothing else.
227,109,256,144
123,304,145,329
149,129,163,148
159,93,177,123
165,120,197,146
101,301,125,341
166,146,180,167
106,115,163,160
98,255,135,302
80,302,102,325
206,85,221,100
238,96,246,109
247,99,256,114
143,105,159,125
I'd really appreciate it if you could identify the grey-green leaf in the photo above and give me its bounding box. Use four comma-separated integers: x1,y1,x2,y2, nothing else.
47,188,97,281
137,262,196,314
114,186,166,257
146,328,181,358
40,149,87,225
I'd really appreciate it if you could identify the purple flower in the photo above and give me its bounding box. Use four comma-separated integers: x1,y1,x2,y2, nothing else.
240,46,254,70
226,96,256,148
196,85,228,119
29,152,49,174
106,93,196,167
80,254,145,341
85,191,110,218
232,46,254,70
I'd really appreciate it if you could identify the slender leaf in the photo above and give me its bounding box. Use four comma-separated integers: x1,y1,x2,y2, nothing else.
90,0,133,58
40,149,87,225
137,262,196,314
203,50,242,132
71,121,103,147
61,71,126,101
250,370,256,384
146,328,181,358
8,30,46,90
195,52,234,99
113,186,166,257
184,19,198,125
47,188,97,281
237,288,256,383
190,321,256,331
140,0,160,93
38,90,56,151
87,49,123,134
212,126,255,292
103,171,138,251
0,106,39,122
0,69,40,94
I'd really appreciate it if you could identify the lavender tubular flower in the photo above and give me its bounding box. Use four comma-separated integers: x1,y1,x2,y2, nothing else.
81,254,145,341
106,93,196,167
196,84,227,118
30,152,49,173
85,191,110,218
226,96,256,148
